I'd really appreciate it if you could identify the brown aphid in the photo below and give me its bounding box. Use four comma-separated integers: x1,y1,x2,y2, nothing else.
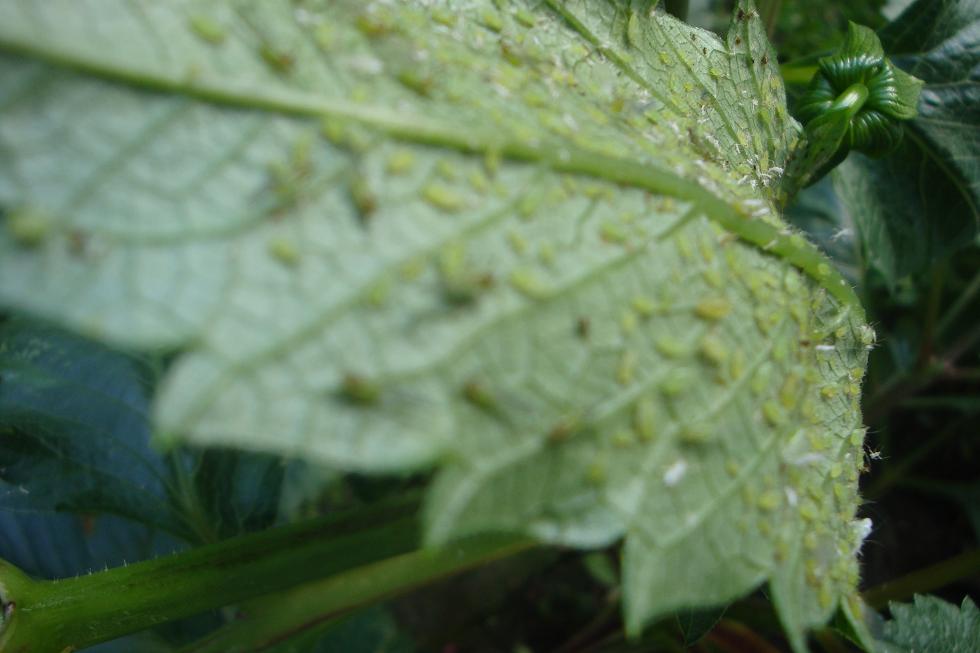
547,415,583,443
762,54,769,65
576,316,591,339
340,373,379,405
68,229,88,257
737,9,746,20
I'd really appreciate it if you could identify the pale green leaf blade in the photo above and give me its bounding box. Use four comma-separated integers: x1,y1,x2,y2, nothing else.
0,0,870,645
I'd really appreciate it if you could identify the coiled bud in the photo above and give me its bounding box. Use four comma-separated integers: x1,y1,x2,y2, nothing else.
788,23,923,190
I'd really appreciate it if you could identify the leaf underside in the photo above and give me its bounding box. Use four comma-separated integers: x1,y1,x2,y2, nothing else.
0,0,871,646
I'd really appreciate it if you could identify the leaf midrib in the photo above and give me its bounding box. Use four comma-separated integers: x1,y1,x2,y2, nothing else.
0,33,858,309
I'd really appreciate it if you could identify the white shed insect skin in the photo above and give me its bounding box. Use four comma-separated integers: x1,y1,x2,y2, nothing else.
851,518,873,556
785,487,799,507
815,344,836,352
663,459,688,487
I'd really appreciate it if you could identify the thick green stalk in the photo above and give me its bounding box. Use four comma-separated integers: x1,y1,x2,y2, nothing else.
178,534,535,653
862,548,980,609
0,498,423,653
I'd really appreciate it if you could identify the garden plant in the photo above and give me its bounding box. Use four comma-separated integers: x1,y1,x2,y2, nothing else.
0,0,977,652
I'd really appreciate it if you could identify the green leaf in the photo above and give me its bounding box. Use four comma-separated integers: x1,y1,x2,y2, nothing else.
834,0,979,287
0,0,873,646
0,319,290,544
0,511,180,580
262,607,415,653
876,595,980,653
789,23,923,191
0,319,183,534
183,447,286,540
840,22,886,59
676,605,726,645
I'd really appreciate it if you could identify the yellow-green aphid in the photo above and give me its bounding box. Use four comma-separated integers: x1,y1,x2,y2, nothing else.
340,373,380,405
626,12,641,48
617,350,638,386
259,45,294,73
188,15,226,45
350,175,377,222
6,208,51,248
509,268,547,299
633,398,657,441
462,380,497,412
421,182,466,213
695,297,733,321
267,237,300,267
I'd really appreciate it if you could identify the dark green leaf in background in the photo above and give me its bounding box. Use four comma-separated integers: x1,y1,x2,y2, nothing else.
0,319,183,534
834,0,979,288
876,595,980,653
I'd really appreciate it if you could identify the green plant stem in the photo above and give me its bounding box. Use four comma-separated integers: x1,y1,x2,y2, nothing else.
177,534,535,653
814,628,851,653
937,267,980,339
917,264,947,371
862,548,980,609
705,619,783,653
0,497,426,653
663,0,690,22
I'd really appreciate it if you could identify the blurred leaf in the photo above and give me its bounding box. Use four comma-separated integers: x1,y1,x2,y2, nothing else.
833,0,980,289
676,605,726,645
784,175,861,282
772,1,887,62
876,595,980,653
905,478,980,541
0,318,296,549
0,319,184,534
185,447,286,540
264,607,415,653
0,511,180,580
582,551,618,588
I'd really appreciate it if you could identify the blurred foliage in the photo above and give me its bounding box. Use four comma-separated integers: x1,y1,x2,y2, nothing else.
771,0,888,61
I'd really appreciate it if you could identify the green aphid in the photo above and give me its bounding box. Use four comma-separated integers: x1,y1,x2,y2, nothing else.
350,175,378,223
5,208,51,248
509,268,547,299
421,182,466,213
259,45,294,73
462,380,497,412
267,237,300,267
340,373,380,405
188,15,226,45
